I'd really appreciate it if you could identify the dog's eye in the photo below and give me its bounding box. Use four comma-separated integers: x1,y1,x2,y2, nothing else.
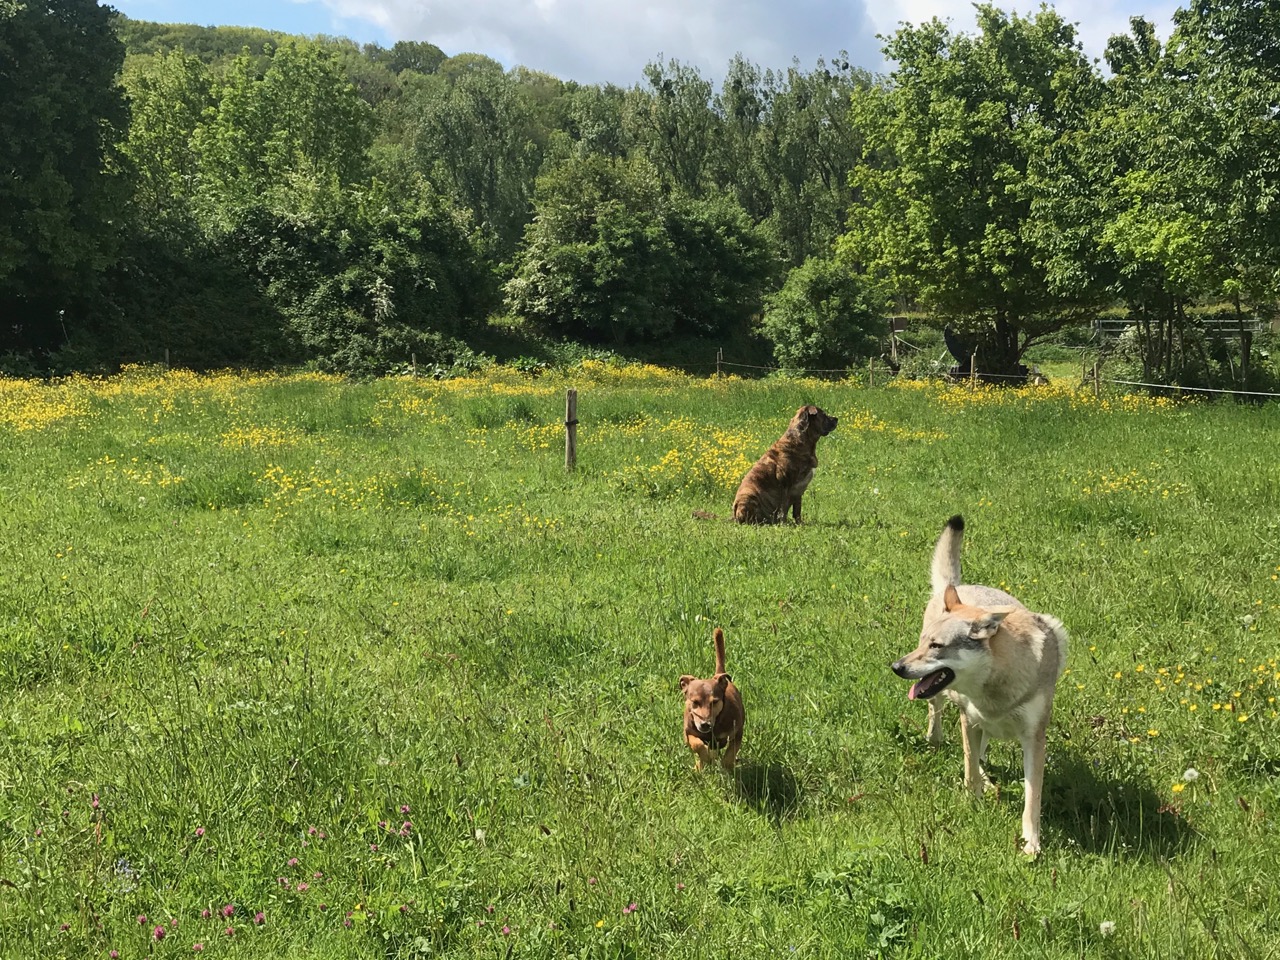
928,641,942,649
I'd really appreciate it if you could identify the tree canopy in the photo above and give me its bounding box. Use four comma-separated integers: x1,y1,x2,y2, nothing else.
2,5,1278,385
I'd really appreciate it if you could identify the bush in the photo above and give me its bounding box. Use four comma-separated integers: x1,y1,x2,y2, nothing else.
230,189,494,376
504,156,772,345
757,257,888,370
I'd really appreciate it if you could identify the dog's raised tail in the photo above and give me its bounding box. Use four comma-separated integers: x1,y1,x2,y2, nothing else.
930,514,965,595
713,627,727,675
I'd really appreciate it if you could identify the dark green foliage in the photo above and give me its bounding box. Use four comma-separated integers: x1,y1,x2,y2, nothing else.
758,257,888,369
505,156,770,345
504,156,673,343
0,0,130,354
72,230,290,371
228,191,493,376
665,195,778,337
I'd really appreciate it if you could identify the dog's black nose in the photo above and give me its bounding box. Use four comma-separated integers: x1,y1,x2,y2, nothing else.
890,658,909,679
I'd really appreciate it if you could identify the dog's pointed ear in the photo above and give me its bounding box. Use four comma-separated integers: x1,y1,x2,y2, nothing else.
943,584,962,611
679,674,696,691
797,407,811,431
713,672,732,688
969,607,1013,640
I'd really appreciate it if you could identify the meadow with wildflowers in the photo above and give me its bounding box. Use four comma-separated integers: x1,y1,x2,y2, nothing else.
1,364,1278,959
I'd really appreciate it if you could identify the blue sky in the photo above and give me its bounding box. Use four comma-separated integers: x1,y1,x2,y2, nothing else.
111,0,1184,85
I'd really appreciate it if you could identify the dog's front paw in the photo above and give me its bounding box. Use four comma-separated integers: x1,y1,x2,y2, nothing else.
1021,837,1041,857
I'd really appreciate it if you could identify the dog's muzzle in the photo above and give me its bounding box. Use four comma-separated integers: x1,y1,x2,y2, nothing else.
891,659,956,700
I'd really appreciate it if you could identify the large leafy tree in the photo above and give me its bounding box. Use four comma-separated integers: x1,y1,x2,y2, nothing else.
194,40,373,228
1171,0,1280,382
1032,8,1280,386
403,61,543,254
505,155,675,343
505,155,768,344
627,58,718,198
120,48,212,230
711,55,868,266
0,0,130,353
845,6,1102,375
757,56,868,265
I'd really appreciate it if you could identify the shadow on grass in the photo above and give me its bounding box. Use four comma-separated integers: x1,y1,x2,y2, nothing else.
733,761,805,824
1043,752,1195,857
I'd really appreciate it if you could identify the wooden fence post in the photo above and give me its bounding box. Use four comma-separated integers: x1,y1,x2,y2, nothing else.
716,348,723,379
412,353,417,378
565,389,578,472
164,348,170,370
1092,362,1100,399
868,357,875,388
970,350,978,389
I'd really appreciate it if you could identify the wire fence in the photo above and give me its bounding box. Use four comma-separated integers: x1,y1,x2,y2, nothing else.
710,355,1280,401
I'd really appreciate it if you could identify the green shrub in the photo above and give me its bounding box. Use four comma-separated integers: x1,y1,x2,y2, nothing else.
757,257,888,370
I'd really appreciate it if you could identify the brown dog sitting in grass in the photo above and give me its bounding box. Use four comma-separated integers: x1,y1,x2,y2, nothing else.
680,628,744,771
731,404,838,524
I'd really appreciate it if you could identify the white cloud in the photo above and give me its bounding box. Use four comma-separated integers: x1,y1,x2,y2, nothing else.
304,0,884,84
869,1,1181,66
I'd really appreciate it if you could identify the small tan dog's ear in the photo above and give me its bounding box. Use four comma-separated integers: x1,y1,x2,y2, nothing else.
679,675,696,691
968,607,1014,640
713,672,732,688
944,584,962,611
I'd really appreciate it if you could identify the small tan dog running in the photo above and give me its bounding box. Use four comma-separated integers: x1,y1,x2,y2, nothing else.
731,405,838,524
891,515,1069,855
680,628,745,771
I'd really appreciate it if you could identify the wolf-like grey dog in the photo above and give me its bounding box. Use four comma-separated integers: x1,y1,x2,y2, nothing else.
891,515,1069,855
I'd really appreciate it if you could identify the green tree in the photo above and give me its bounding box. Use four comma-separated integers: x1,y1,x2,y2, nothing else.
194,40,374,228
120,48,212,229
230,180,492,375
756,56,868,265
1032,10,1280,387
1171,0,1280,382
1,0,130,354
665,194,776,337
758,257,887,369
405,65,542,253
505,155,674,343
505,155,769,345
845,6,1102,376
627,58,718,197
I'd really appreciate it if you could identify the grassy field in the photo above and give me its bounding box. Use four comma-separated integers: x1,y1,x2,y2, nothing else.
1,364,1278,959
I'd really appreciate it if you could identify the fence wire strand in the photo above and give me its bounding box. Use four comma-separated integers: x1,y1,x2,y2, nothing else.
711,356,1280,399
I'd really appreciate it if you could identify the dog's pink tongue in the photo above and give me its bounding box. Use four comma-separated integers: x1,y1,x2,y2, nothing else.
908,680,924,700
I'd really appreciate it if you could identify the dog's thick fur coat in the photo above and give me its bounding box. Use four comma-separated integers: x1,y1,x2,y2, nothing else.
679,628,744,771
891,516,1068,855
731,405,838,524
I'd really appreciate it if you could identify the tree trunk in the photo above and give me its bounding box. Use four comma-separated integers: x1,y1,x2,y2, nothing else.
1236,297,1251,386
1146,305,1157,386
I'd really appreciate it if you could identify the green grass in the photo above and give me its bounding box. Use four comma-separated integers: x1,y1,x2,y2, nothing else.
1,366,1278,959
